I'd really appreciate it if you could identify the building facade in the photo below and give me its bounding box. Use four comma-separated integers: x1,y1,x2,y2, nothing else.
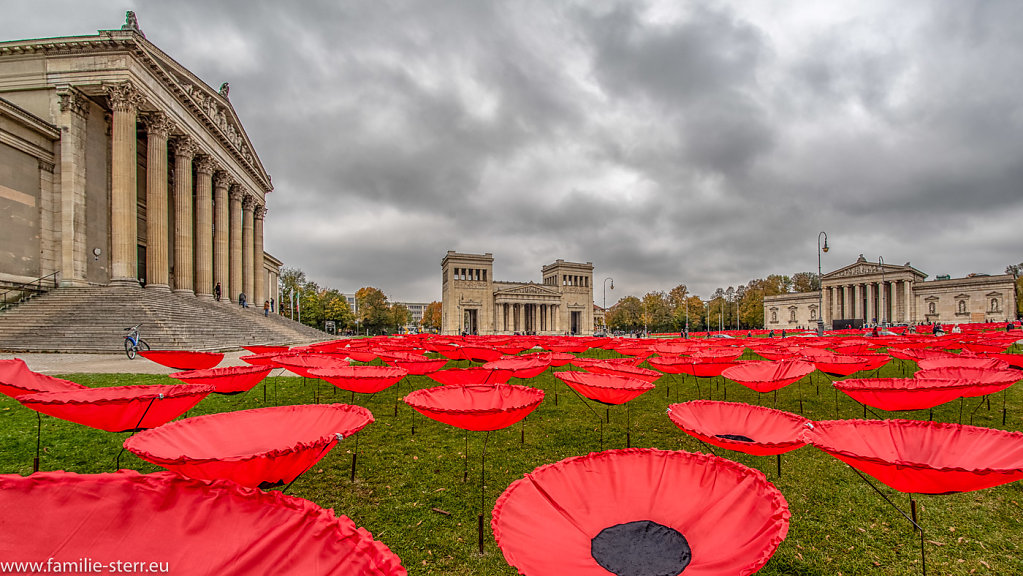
765,255,1017,329
0,14,278,304
440,251,595,336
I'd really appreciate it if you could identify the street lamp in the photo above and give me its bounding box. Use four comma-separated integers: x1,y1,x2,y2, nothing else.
817,231,829,336
878,256,885,327
603,277,614,332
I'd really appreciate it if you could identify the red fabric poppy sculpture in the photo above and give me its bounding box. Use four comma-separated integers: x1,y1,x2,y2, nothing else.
137,350,223,370
169,365,272,395
492,448,790,576
18,384,214,432
667,400,811,456
124,403,373,488
722,360,815,393
403,384,543,432
0,358,86,398
0,470,406,575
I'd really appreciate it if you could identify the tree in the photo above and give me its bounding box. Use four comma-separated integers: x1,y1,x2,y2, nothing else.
298,281,323,329
791,272,819,293
763,274,792,296
322,289,355,330
641,291,671,333
278,267,307,320
422,301,442,332
606,296,642,331
356,287,391,334
667,284,689,331
1008,264,1023,317
390,303,412,332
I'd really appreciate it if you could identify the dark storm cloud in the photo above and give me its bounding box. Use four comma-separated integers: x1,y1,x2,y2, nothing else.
3,1,1021,301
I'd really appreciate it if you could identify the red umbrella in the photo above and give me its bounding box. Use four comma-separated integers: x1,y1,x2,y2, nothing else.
492,449,789,576
124,403,373,488
18,384,213,433
169,365,272,395
138,350,223,371
0,470,406,575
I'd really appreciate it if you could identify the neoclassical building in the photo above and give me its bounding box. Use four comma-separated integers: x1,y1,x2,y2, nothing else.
0,14,280,306
765,255,1017,329
441,251,595,336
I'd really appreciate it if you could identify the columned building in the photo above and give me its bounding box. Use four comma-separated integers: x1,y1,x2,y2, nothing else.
440,251,595,336
0,14,279,302
765,255,1017,329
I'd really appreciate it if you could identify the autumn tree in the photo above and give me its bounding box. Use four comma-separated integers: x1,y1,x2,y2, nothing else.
422,301,442,332
355,287,391,334
667,284,689,331
791,271,819,293
391,303,412,332
606,296,642,331
1007,264,1023,316
322,289,355,330
278,267,307,320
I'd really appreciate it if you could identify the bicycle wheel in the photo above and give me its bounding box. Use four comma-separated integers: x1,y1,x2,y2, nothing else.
125,339,136,360
138,339,150,352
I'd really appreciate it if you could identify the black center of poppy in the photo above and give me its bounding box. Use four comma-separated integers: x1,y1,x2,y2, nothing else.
715,433,755,443
591,520,691,576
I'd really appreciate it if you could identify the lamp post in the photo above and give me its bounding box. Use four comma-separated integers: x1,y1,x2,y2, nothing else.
817,231,829,336
603,277,614,332
878,256,885,327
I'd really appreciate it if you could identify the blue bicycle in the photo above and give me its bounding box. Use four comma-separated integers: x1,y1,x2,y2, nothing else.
124,323,150,359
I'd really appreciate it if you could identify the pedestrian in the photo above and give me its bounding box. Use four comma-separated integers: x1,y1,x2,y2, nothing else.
270,298,275,313
239,293,247,308
263,300,270,317
214,282,221,301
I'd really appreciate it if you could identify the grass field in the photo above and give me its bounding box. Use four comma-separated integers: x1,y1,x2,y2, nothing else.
1,349,1021,575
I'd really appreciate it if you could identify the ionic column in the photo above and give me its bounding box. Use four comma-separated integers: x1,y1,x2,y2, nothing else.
194,156,215,298
57,87,90,286
171,136,197,293
106,82,146,284
213,173,232,302
143,113,173,290
253,204,266,306
242,194,255,303
229,186,244,303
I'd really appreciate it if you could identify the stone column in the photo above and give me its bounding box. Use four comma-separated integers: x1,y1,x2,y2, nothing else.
229,186,244,303
213,173,232,302
903,280,913,323
242,194,255,304
866,283,875,324
879,281,887,324
143,112,173,290
57,87,90,286
194,156,215,298
106,82,145,284
171,136,197,293
253,204,266,306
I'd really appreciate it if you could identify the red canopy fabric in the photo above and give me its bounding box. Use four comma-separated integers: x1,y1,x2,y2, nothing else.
386,356,448,375
483,355,550,378
426,367,514,386
916,357,1011,371
667,401,812,456
137,350,224,371
584,362,662,383
169,365,272,394
647,355,695,374
124,403,373,488
812,355,876,377
492,448,789,576
554,371,655,405
914,367,1023,397
808,419,1023,494
664,358,740,378
0,470,406,575
721,360,815,393
274,354,349,378
0,358,86,398
240,352,288,367
403,384,544,431
833,378,978,411
242,345,290,355
18,385,214,432
984,353,1023,370
309,366,407,394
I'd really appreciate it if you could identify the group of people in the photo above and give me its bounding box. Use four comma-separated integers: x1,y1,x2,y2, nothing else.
214,282,274,317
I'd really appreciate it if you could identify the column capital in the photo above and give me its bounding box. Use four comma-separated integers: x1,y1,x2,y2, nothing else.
213,171,235,190
143,111,174,138
254,204,267,220
171,135,199,160
105,81,146,113
56,86,90,118
229,184,245,202
195,155,217,177
242,194,256,212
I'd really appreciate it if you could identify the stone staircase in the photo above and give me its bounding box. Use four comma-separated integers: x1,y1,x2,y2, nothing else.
0,285,329,353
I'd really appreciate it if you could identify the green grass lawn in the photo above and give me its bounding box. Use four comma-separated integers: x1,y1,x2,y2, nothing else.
1,351,1021,575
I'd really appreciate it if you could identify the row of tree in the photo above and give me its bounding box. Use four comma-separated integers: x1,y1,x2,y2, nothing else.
277,267,443,334
604,273,821,333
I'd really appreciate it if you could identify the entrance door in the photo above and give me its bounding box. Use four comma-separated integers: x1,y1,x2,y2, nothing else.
571,311,580,335
463,309,478,335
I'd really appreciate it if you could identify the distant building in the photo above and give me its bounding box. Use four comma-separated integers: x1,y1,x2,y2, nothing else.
764,255,1017,328
440,251,595,336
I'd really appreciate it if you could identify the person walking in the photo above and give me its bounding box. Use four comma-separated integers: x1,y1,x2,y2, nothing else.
239,293,247,308
214,282,221,301
263,300,270,317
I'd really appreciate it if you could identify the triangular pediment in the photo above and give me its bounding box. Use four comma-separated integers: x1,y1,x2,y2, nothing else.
823,260,926,281
494,283,560,298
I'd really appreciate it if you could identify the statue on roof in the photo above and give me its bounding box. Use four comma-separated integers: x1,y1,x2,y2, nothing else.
122,11,145,38
219,82,230,97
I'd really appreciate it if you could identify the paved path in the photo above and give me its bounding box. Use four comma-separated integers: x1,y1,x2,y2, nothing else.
0,350,253,375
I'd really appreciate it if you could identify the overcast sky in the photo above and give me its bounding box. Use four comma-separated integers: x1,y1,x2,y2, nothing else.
4,1,1022,304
